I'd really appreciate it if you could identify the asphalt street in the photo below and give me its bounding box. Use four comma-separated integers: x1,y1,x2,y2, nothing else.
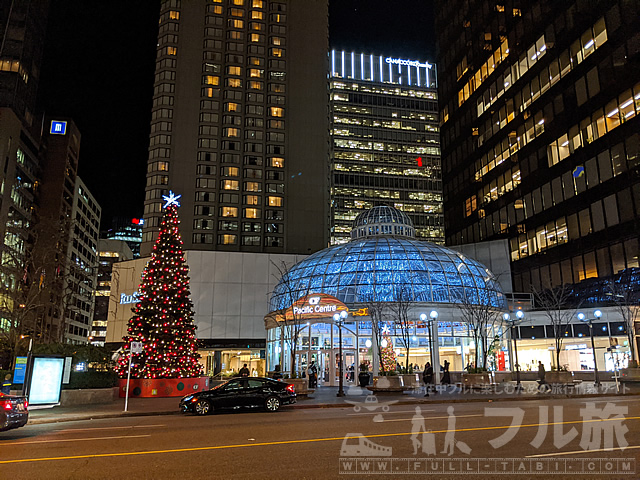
1,396,638,479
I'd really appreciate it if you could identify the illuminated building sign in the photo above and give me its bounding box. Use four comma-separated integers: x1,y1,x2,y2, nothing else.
50,120,67,135
385,57,432,69
131,218,144,225
120,292,140,305
266,294,348,325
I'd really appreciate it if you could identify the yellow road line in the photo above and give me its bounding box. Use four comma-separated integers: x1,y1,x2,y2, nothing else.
2,416,639,465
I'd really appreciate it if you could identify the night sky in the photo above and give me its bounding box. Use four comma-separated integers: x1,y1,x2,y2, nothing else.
37,1,435,230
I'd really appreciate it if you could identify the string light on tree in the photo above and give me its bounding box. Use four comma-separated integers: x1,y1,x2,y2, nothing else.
116,191,202,380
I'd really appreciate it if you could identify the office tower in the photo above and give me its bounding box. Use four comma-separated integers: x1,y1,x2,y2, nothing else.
141,0,329,256
104,217,143,258
435,0,640,292
329,50,443,245
0,0,49,125
65,177,100,343
92,239,133,346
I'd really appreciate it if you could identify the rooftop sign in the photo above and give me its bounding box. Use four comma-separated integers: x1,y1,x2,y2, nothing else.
385,57,432,69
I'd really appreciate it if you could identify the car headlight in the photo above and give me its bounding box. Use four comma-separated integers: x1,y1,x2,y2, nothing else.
182,395,194,402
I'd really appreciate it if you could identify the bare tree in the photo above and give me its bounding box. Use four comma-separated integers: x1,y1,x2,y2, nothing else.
607,274,639,366
360,288,390,375
456,295,505,370
269,260,311,378
533,284,580,370
389,283,413,372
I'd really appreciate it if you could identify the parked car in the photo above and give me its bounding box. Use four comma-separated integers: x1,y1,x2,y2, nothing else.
1,394,28,432
179,377,296,415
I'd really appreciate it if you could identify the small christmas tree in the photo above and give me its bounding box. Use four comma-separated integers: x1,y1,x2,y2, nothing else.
117,191,203,379
379,328,397,373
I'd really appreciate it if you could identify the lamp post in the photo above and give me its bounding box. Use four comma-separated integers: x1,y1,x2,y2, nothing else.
503,310,524,390
579,311,600,388
334,310,348,397
420,310,439,386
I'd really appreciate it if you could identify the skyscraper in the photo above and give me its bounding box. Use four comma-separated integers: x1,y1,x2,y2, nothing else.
141,0,329,256
435,0,639,292
329,50,443,245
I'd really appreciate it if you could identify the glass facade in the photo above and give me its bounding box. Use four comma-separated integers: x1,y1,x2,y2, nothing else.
269,206,505,311
330,50,443,245
436,0,640,292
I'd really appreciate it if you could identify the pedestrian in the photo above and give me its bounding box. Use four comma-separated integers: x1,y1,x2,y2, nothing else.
308,361,318,388
423,362,434,397
273,364,282,379
251,368,258,377
1,374,11,395
442,360,451,385
538,361,546,382
238,363,250,377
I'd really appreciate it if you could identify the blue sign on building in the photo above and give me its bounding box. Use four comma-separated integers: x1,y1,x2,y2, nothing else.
50,120,67,135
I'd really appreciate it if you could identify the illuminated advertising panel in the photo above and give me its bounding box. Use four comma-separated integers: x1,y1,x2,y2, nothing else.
29,356,65,405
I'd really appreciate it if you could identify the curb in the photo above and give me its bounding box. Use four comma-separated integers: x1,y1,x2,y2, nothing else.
26,391,640,425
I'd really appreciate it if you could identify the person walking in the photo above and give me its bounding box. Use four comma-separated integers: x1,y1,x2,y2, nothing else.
442,360,451,385
308,361,318,388
423,362,434,397
1,374,11,395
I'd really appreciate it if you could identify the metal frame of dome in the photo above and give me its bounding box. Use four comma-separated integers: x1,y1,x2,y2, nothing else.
268,236,507,312
351,206,416,240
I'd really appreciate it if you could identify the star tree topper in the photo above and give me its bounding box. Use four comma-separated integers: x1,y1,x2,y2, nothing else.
162,190,182,209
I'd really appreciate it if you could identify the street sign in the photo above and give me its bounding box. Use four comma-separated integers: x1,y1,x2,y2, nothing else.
131,342,143,353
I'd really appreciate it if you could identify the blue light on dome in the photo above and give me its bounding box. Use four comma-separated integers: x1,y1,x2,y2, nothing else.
269,236,506,311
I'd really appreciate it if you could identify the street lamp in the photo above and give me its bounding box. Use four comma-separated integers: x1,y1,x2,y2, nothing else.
503,310,524,390
333,310,348,397
579,310,600,388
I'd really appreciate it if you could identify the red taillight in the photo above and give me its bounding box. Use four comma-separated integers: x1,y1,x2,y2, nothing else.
23,400,28,410
286,384,295,394
2,401,11,411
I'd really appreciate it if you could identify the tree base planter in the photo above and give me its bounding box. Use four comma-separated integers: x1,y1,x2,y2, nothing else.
493,372,513,383
619,368,640,383
118,377,209,398
461,373,492,389
545,371,574,384
367,375,406,392
358,372,371,388
283,378,313,396
60,387,119,406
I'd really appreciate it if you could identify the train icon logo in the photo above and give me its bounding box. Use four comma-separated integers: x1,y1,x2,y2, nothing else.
340,433,393,457
344,395,397,413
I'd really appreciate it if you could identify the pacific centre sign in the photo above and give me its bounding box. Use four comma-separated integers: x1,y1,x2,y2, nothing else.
270,293,349,324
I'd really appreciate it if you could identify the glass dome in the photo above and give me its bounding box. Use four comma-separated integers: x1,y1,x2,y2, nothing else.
351,206,415,239
268,236,507,312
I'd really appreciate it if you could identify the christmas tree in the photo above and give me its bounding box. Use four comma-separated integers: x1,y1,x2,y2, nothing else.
117,191,203,379
379,328,397,373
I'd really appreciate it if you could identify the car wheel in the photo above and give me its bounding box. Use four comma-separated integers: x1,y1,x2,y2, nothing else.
265,396,280,412
194,399,211,415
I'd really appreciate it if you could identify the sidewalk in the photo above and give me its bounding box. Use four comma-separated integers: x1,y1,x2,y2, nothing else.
27,381,639,426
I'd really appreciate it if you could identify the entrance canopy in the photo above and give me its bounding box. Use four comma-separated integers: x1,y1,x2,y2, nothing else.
264,293,348,329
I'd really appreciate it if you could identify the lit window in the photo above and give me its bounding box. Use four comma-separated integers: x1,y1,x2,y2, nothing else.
230,8,244,17
245,181,260,192
221,207,238,218
244,208,261,218
270,157,284,168
204,75,219,85
233,0,244,5
230,19,244,28
225,102,240,112
248,81,263,90
224,128,240,137
223,180,239,190
267,196,282,207
245,195,259,205
222,166,240,176
249,68,263,78
167,46,177,55
169,11,180,20
219,234,237,245
251,11,263,19
250,33,264,43
270,107,284,117
228,78,242,88
271,48,284,57
252,0,263,7
227,66,242,76
271,36,283,46
203,87,217,98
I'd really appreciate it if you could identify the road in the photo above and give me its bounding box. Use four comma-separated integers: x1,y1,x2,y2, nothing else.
1,396,638,479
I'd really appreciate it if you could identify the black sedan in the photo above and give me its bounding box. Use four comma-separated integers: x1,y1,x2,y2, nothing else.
1,394,28,432
180,377,296,415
